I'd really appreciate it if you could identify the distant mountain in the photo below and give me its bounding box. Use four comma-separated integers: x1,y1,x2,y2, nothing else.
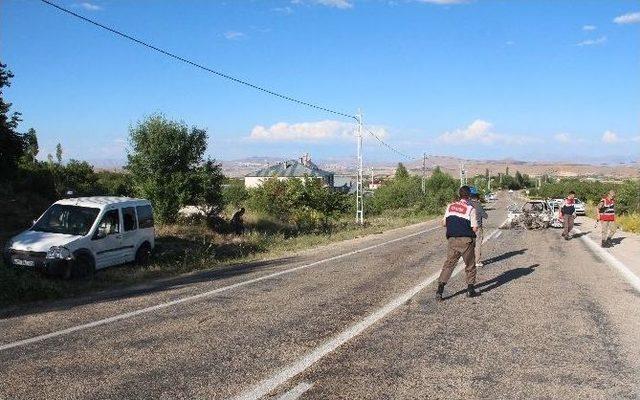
222,155,640,179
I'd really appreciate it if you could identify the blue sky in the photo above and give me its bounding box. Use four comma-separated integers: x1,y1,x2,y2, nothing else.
2,0,639,165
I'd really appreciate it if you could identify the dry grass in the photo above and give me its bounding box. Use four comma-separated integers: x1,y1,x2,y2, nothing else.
1,210,436,307
585,203,639,234
617,213,640,234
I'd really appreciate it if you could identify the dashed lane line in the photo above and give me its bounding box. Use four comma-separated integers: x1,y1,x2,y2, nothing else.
0,225,441,352
276,382,314,400
232,226,503,400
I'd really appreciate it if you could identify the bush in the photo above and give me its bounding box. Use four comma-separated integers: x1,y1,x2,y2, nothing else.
369,167,459,215
223,179,249,208
247,177,349,232
126,114,224,223
618,213,640,234
95,171,134,197
528,179,639,214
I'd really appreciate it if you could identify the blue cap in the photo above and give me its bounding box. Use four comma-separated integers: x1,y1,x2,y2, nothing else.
469,186,478,195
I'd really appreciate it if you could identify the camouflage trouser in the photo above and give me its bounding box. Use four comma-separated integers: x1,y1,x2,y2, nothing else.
601,220,617,240
475,227,484,263
562,215,575,236
438,237,476,285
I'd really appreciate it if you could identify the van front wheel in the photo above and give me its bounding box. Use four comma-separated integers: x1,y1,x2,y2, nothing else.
61,255,94,280
135,243,151,266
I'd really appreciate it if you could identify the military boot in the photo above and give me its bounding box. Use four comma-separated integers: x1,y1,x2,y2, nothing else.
467,284,480,298
436,283,445,302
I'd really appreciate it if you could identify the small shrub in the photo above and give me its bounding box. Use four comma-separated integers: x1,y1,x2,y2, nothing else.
618,213,640,234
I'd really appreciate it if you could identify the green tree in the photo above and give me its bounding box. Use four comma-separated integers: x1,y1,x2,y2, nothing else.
96,171,134,197
223,179,249,208
55,143,63,164
395,163,410,180
0,62,25,183
126,114,221,223
187,160,225,220
21,128,38,164
248,177,304,221
63,160,97,196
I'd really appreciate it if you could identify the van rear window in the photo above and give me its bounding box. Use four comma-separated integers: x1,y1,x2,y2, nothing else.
122,207,137,231
136,205,154,228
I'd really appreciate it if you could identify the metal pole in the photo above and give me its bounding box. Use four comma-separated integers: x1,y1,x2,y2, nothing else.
370,168,374,189
421,153,426,194
355,111,364,225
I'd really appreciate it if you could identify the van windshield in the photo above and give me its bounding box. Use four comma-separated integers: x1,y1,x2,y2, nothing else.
32,204,100,236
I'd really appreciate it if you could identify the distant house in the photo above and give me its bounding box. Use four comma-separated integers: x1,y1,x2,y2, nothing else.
244,154,335,189
333,175,355,193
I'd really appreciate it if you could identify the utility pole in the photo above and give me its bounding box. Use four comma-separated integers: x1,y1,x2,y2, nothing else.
370,168,374,190
355,110,364,225
421,153,427,194
459,162,467,187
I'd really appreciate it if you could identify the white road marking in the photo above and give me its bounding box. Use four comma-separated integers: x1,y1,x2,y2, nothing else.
575,228,640,292
276,382,314,400
232,226,503,400
0,225,441,352
495,231,502,239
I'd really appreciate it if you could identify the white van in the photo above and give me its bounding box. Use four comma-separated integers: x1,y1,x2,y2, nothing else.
2,197,155,279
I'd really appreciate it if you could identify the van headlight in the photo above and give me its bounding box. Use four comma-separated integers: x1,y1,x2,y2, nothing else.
46,246,73,260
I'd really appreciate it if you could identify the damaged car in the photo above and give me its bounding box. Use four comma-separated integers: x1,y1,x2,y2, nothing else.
503,199,563,230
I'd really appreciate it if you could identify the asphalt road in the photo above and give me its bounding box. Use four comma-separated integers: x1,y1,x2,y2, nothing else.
1,194,639,399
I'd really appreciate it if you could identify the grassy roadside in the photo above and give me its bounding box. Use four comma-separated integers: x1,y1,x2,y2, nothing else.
0,209,437,307
585,203,640,234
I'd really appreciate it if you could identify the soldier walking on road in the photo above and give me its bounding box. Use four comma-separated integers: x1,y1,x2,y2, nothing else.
436,185,480,302
597,190,617,248
469,186,488,267
559,191,577,240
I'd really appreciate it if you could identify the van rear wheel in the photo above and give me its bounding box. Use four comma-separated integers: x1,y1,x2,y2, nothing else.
135,243,151,266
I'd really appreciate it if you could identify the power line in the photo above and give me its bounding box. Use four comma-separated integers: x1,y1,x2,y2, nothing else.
39,0,357,121
363,125,415,160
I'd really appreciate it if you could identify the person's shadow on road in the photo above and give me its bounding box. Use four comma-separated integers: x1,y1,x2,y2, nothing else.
609,237,625,245
444,264,539,300
571,231,591,239
482,249,527,266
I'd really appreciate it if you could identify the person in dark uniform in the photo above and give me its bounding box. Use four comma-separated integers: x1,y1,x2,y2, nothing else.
559,191,576,240
469,186,488,267
231,207,245,235
436,185,480,301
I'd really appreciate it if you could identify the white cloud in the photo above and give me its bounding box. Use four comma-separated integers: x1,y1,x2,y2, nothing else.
273,6,294,14
602,130,620,144
315,0,353,8
436,120,532,145
632,136,640,143
613,12,640,25
248,120,387,142
223,31,245,40
554,133,571,143
577,36,607,46
582,25,596,31
77,2,102,11
418,0,469,4
293,0,353,9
